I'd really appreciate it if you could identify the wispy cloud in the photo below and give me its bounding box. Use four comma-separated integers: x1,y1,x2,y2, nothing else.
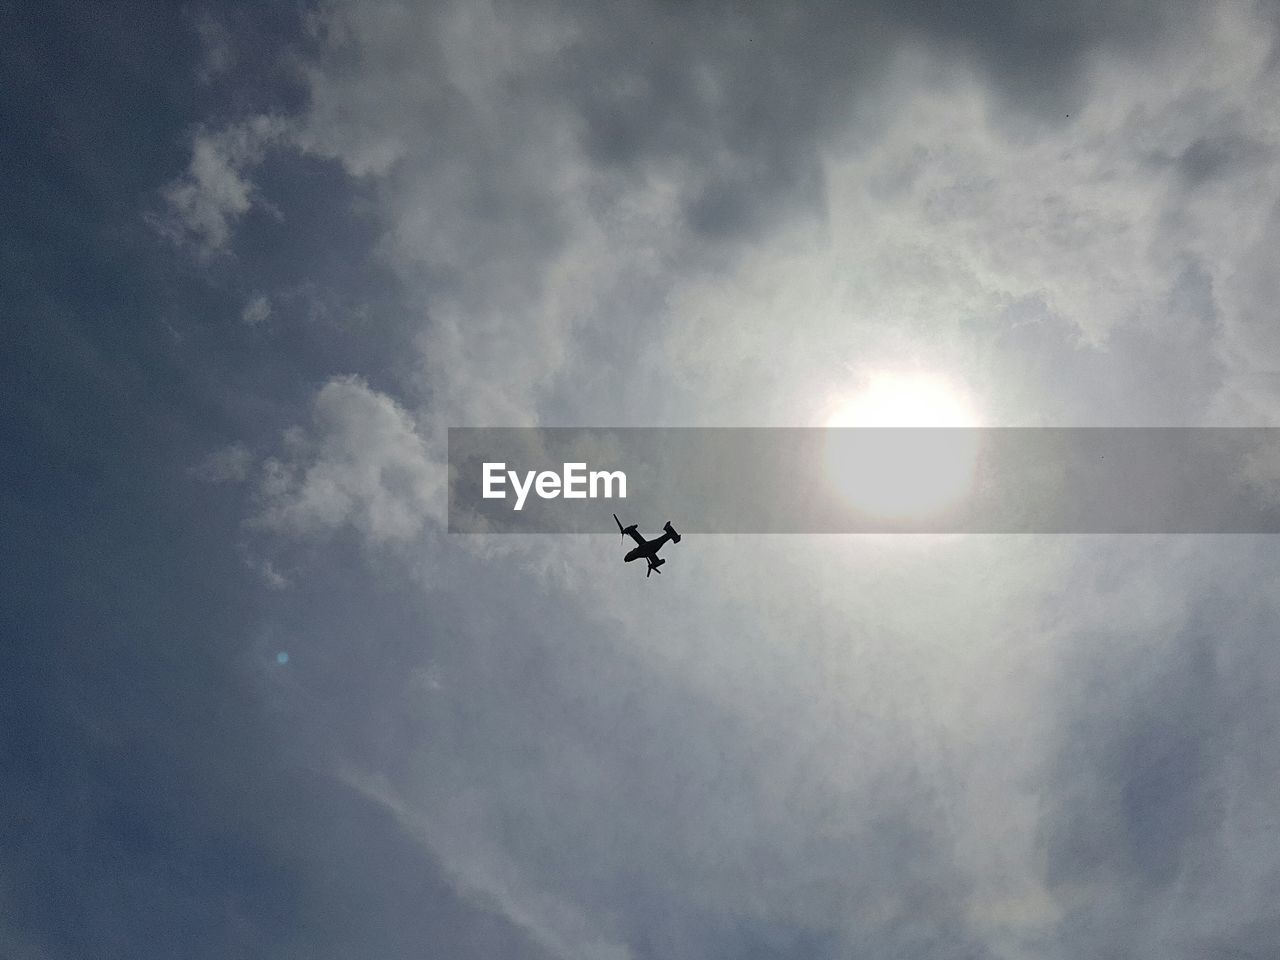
152,115,286,255
192,442,254,483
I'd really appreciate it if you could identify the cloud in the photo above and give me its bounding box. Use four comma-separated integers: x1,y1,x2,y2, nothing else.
240,294,271,326
243,552,289,590
192,12,236,84
160,0,1216,429
153,115,286,255
123,2,1280,958
192,442,253,483
252,374,441,543
1029,539,1280,957
647,4,1279,428
339,770,635,960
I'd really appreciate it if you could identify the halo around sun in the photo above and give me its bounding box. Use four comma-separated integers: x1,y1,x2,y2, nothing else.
824,373,980,520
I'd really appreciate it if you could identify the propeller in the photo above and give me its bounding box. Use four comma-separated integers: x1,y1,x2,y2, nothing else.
613,513,625,544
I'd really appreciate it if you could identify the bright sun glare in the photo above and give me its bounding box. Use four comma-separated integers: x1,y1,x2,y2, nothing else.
824,373,980,520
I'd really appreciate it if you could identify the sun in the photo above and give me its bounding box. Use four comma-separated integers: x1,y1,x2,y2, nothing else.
824,373,980,521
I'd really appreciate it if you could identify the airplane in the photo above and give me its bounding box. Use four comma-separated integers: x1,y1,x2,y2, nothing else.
613,513,681,577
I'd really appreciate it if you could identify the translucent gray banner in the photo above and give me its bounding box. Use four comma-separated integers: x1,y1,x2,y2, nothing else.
448,428,1280,533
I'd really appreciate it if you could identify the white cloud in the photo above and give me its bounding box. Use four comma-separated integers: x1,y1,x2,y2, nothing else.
658,4,1280,428
193,13,236,84
244,553,290,590
240,294,272,326
153,115,286,255
252,375,442,543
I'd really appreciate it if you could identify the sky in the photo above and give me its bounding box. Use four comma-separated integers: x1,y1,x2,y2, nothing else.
4,1,1280,957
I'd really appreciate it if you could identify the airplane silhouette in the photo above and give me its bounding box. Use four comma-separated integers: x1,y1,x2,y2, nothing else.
614,513,681,577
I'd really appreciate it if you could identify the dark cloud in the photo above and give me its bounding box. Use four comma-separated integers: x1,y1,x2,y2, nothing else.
539,0,1198,240
1175,133,1271,186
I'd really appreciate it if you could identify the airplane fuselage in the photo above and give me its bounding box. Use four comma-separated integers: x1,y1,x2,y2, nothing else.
625,531,674,563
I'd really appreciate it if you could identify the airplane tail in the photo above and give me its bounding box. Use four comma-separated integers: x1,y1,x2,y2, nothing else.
663,521,681,544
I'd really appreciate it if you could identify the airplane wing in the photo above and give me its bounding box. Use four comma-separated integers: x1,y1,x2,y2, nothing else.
614,513,647,546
